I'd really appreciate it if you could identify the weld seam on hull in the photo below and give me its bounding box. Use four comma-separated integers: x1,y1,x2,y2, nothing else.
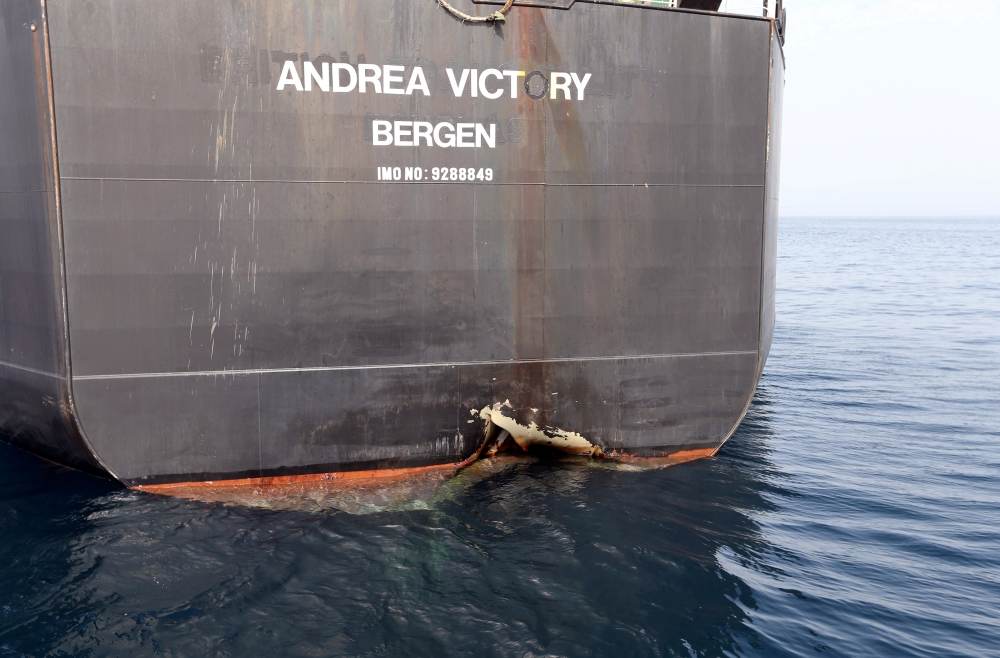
60,176,764,188
72,350,759,381
0,360,66,380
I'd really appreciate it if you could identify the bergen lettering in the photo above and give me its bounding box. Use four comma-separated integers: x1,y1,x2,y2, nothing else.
372,120,496,148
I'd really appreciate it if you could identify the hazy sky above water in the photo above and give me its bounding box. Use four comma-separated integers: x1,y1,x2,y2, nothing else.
778,0,1000,217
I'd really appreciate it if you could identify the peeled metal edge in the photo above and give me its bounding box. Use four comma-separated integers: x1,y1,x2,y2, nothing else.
474,401,603,457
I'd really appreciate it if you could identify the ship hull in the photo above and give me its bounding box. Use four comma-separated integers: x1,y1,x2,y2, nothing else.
0,0,783,486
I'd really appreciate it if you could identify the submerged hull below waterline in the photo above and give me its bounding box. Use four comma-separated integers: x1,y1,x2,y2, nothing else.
0,0,784,487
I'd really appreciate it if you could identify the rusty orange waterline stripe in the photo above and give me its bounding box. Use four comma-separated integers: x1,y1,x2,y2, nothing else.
663,448,716,461
607,448,716,464
134,448,717,495
135,461,462,494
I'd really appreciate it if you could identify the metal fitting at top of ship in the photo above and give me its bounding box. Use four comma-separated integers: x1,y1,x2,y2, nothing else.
0,0,785,492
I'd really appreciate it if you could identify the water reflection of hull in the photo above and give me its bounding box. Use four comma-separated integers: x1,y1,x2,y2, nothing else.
0,0,783,487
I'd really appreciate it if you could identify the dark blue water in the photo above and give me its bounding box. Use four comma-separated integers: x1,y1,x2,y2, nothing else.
2,218,998,657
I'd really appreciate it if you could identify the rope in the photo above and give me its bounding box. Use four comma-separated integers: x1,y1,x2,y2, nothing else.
437,0,515,23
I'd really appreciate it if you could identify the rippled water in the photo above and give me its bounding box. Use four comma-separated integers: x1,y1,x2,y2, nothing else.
2,217,998,657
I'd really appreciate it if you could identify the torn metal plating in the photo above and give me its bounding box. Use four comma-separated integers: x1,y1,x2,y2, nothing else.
471,400,604,458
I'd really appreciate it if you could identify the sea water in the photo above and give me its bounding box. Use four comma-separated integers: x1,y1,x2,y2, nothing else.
1,217,998,656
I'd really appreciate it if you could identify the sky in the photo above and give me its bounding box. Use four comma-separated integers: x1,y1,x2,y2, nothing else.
776,0,1000,217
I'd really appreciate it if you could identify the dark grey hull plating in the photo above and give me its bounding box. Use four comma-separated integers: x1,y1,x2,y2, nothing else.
0,0,783,485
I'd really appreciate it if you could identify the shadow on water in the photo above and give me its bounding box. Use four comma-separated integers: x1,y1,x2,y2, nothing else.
0,388,789,657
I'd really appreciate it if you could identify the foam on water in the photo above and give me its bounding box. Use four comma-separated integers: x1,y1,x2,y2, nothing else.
1,217,998,656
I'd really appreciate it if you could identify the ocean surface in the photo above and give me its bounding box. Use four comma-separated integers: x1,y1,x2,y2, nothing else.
1,217,998,657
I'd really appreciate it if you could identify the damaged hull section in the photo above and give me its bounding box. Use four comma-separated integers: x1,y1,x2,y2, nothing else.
0,0,783,487
477,401,604,457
